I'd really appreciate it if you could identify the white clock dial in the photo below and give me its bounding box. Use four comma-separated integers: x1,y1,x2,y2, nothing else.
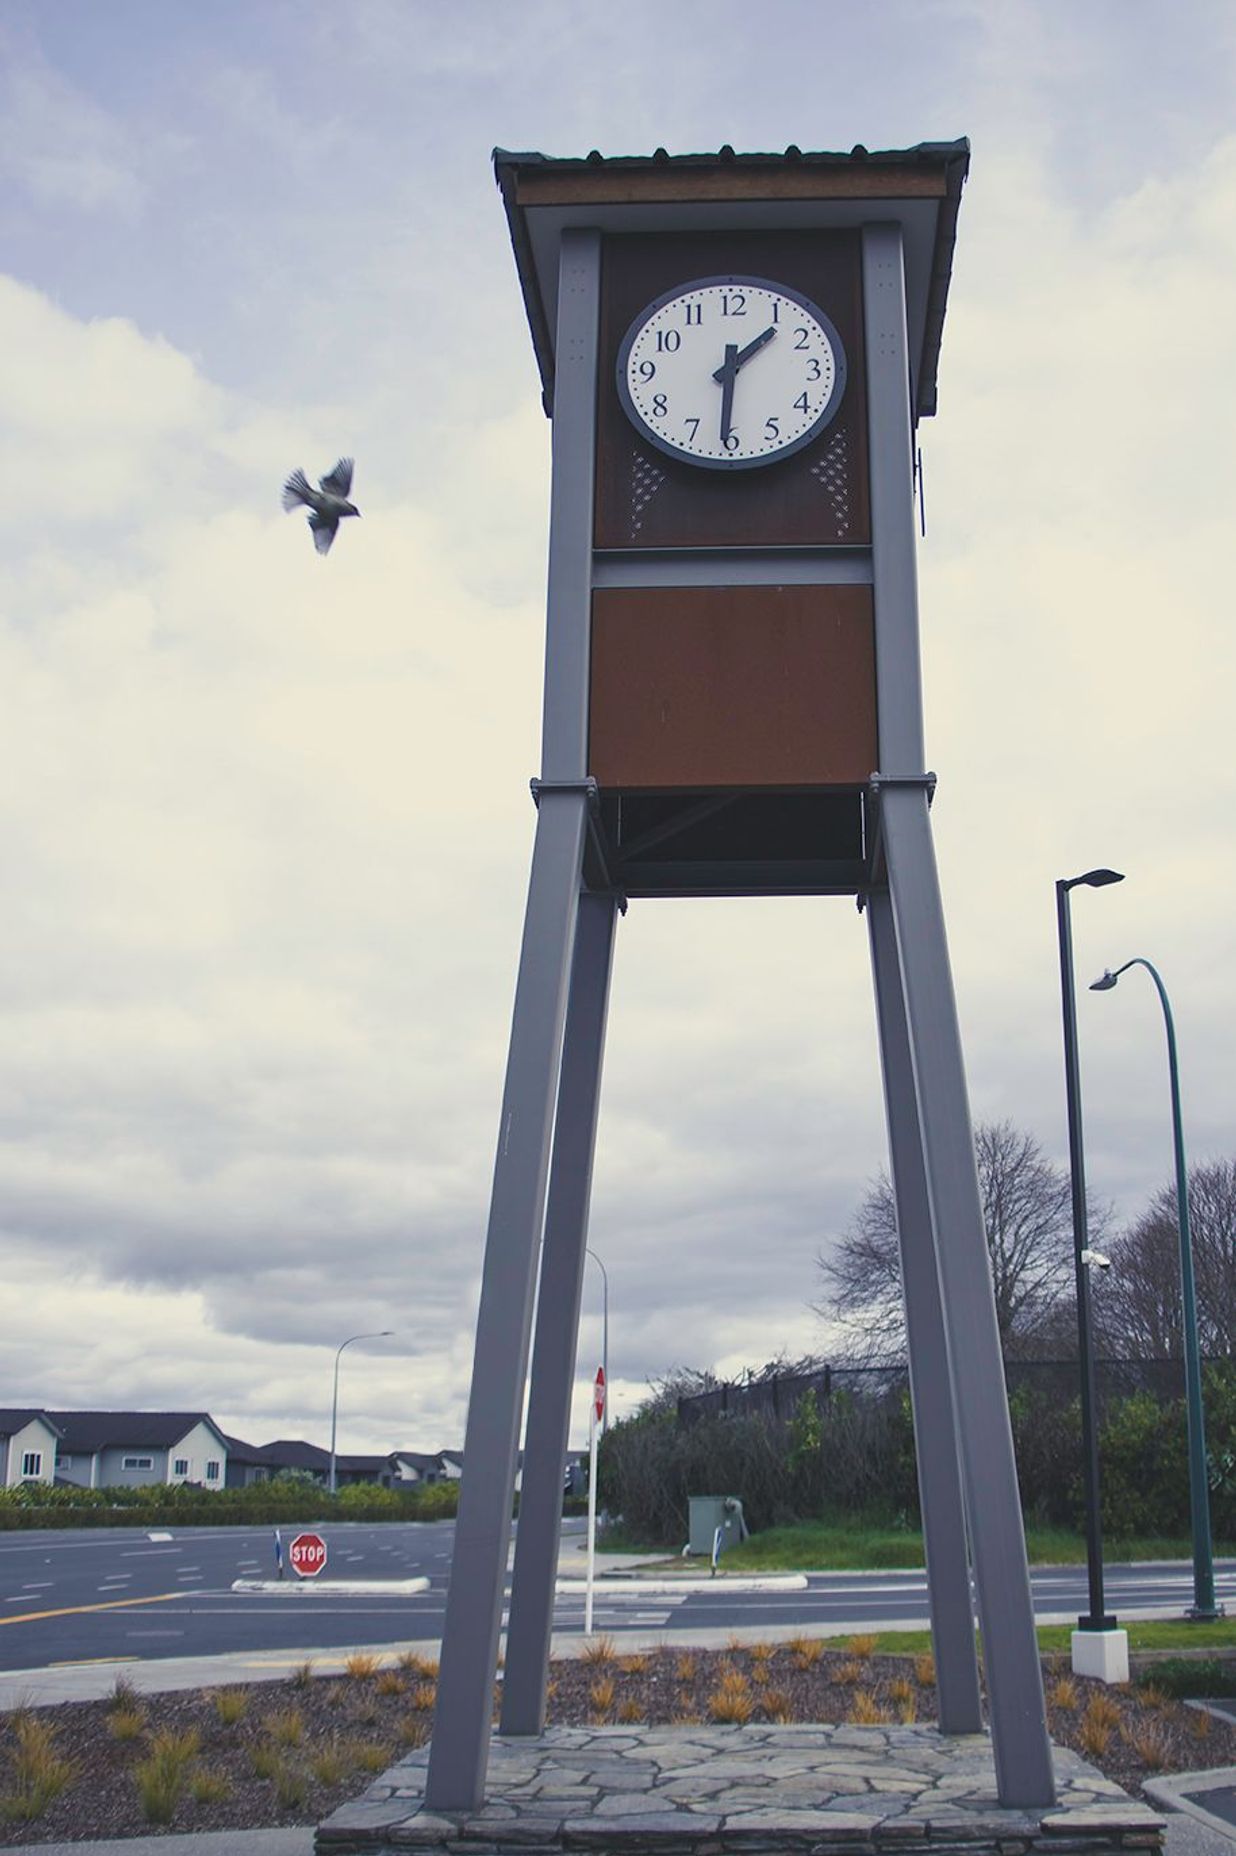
616,275,846,471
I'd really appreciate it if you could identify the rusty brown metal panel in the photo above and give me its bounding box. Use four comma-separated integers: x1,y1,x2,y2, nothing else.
515,167,946,207
589,585,876,790
594,231,869,549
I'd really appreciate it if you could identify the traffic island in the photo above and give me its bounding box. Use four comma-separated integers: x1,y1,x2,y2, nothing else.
315,1724,1165,1855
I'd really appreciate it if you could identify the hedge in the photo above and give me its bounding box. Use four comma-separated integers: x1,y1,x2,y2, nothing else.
0,1477,461,1530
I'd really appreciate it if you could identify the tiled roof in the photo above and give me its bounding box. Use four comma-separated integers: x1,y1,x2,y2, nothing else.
47,1412,224,1453
0,1410,62,1437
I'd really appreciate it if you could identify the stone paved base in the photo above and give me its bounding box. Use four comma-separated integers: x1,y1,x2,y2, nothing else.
315,1724,1165,1854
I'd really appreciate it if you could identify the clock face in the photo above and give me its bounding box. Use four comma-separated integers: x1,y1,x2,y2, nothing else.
615,274,847,471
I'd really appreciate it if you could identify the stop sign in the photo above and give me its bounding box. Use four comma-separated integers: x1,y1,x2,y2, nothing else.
288,1531,328,1578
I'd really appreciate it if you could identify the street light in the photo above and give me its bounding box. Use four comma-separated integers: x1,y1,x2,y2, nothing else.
329,1330,394,1495
586,1248,609,1436
1090,958,1221,1621
1056,867,1124,1635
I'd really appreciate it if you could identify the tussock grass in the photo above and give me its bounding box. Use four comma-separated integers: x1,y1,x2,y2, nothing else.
133,1728,200,1825
0,1717,73,1823
188,1766,231,1805
848,1690,891,1725
343,1652,381,1680
582,1634,615,1666
212,1688,248,1725
1048,1676,1079,1710
707,1671,754,1725
261,1707,305,1748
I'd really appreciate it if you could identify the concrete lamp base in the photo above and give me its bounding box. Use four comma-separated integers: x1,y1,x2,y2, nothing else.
1071,1627,1129,1685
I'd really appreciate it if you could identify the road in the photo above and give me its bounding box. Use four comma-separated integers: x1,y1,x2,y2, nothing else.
0,1520,1232,1671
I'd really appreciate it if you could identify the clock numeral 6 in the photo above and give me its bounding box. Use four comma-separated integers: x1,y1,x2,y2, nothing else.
655,329,681,353
723,430,740,452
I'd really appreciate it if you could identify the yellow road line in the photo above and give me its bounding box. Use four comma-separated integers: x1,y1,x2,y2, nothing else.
48,1655,140,1667
0,1592,185,1628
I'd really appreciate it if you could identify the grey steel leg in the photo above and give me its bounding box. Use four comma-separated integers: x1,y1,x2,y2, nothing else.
502,891,618,1734
881,786,1055,1807
867,887,982,1734
425,790,590,1813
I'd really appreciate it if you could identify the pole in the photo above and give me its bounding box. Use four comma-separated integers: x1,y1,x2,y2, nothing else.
587,1249,609,1436
1056,880,1115,1631
585,1382,601,1636
329,1330,393,1497
1098,959,1219,1620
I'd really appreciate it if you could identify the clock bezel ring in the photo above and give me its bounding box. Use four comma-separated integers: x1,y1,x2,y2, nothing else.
614,273,848,472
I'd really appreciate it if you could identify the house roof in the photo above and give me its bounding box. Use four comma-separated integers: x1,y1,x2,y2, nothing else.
493,140,969,423
335,1454,388,1475
0,1410,62,1438
48,1412,227,1454
245,1439,331,1472
390,1451,441,1473
436,1449,464,1467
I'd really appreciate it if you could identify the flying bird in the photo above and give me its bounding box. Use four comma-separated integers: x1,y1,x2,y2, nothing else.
281,457,360,555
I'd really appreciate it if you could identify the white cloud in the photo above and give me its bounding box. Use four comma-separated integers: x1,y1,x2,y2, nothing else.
1,7,1234,1458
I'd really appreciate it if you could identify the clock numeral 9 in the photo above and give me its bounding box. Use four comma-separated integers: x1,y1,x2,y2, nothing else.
651,393,668,419
721,291,747,316
655,329,681,353
637,360,656,382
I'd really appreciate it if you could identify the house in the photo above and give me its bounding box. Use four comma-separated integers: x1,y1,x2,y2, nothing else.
220,1437,330,1488
436,1450,464,1480
48,1412,230,1491
387,1451,443,1486
0,1410,60,1487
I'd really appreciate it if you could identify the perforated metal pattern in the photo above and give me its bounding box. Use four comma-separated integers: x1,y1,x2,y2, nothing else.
628,447,667,540
810,422,852,536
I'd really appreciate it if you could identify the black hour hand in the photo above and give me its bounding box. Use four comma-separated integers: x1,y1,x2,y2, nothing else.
712,324,776,384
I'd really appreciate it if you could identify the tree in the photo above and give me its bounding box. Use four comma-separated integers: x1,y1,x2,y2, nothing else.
815,1119,1081,1364
1100,1159,1236,1360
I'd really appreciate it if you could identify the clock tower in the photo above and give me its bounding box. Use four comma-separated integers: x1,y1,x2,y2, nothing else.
425,142,1056,1814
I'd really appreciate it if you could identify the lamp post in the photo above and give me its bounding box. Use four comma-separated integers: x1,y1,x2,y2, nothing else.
1056,867,1123,1634
1090,958,1221,1621
329,1330,393,1495
586,1248,609,1436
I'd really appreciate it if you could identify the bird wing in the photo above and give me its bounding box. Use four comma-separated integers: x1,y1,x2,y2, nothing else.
309,512,337,555
282,468,313,511
319,457,353,498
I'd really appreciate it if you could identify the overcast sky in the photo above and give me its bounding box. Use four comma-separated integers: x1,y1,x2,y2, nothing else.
1,1,1234,1458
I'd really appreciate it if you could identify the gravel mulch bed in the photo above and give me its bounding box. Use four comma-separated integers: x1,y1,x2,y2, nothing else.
0,1638,1231,1843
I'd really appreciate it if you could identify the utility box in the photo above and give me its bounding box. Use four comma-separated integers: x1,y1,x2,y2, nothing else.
688,1494,747,1557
